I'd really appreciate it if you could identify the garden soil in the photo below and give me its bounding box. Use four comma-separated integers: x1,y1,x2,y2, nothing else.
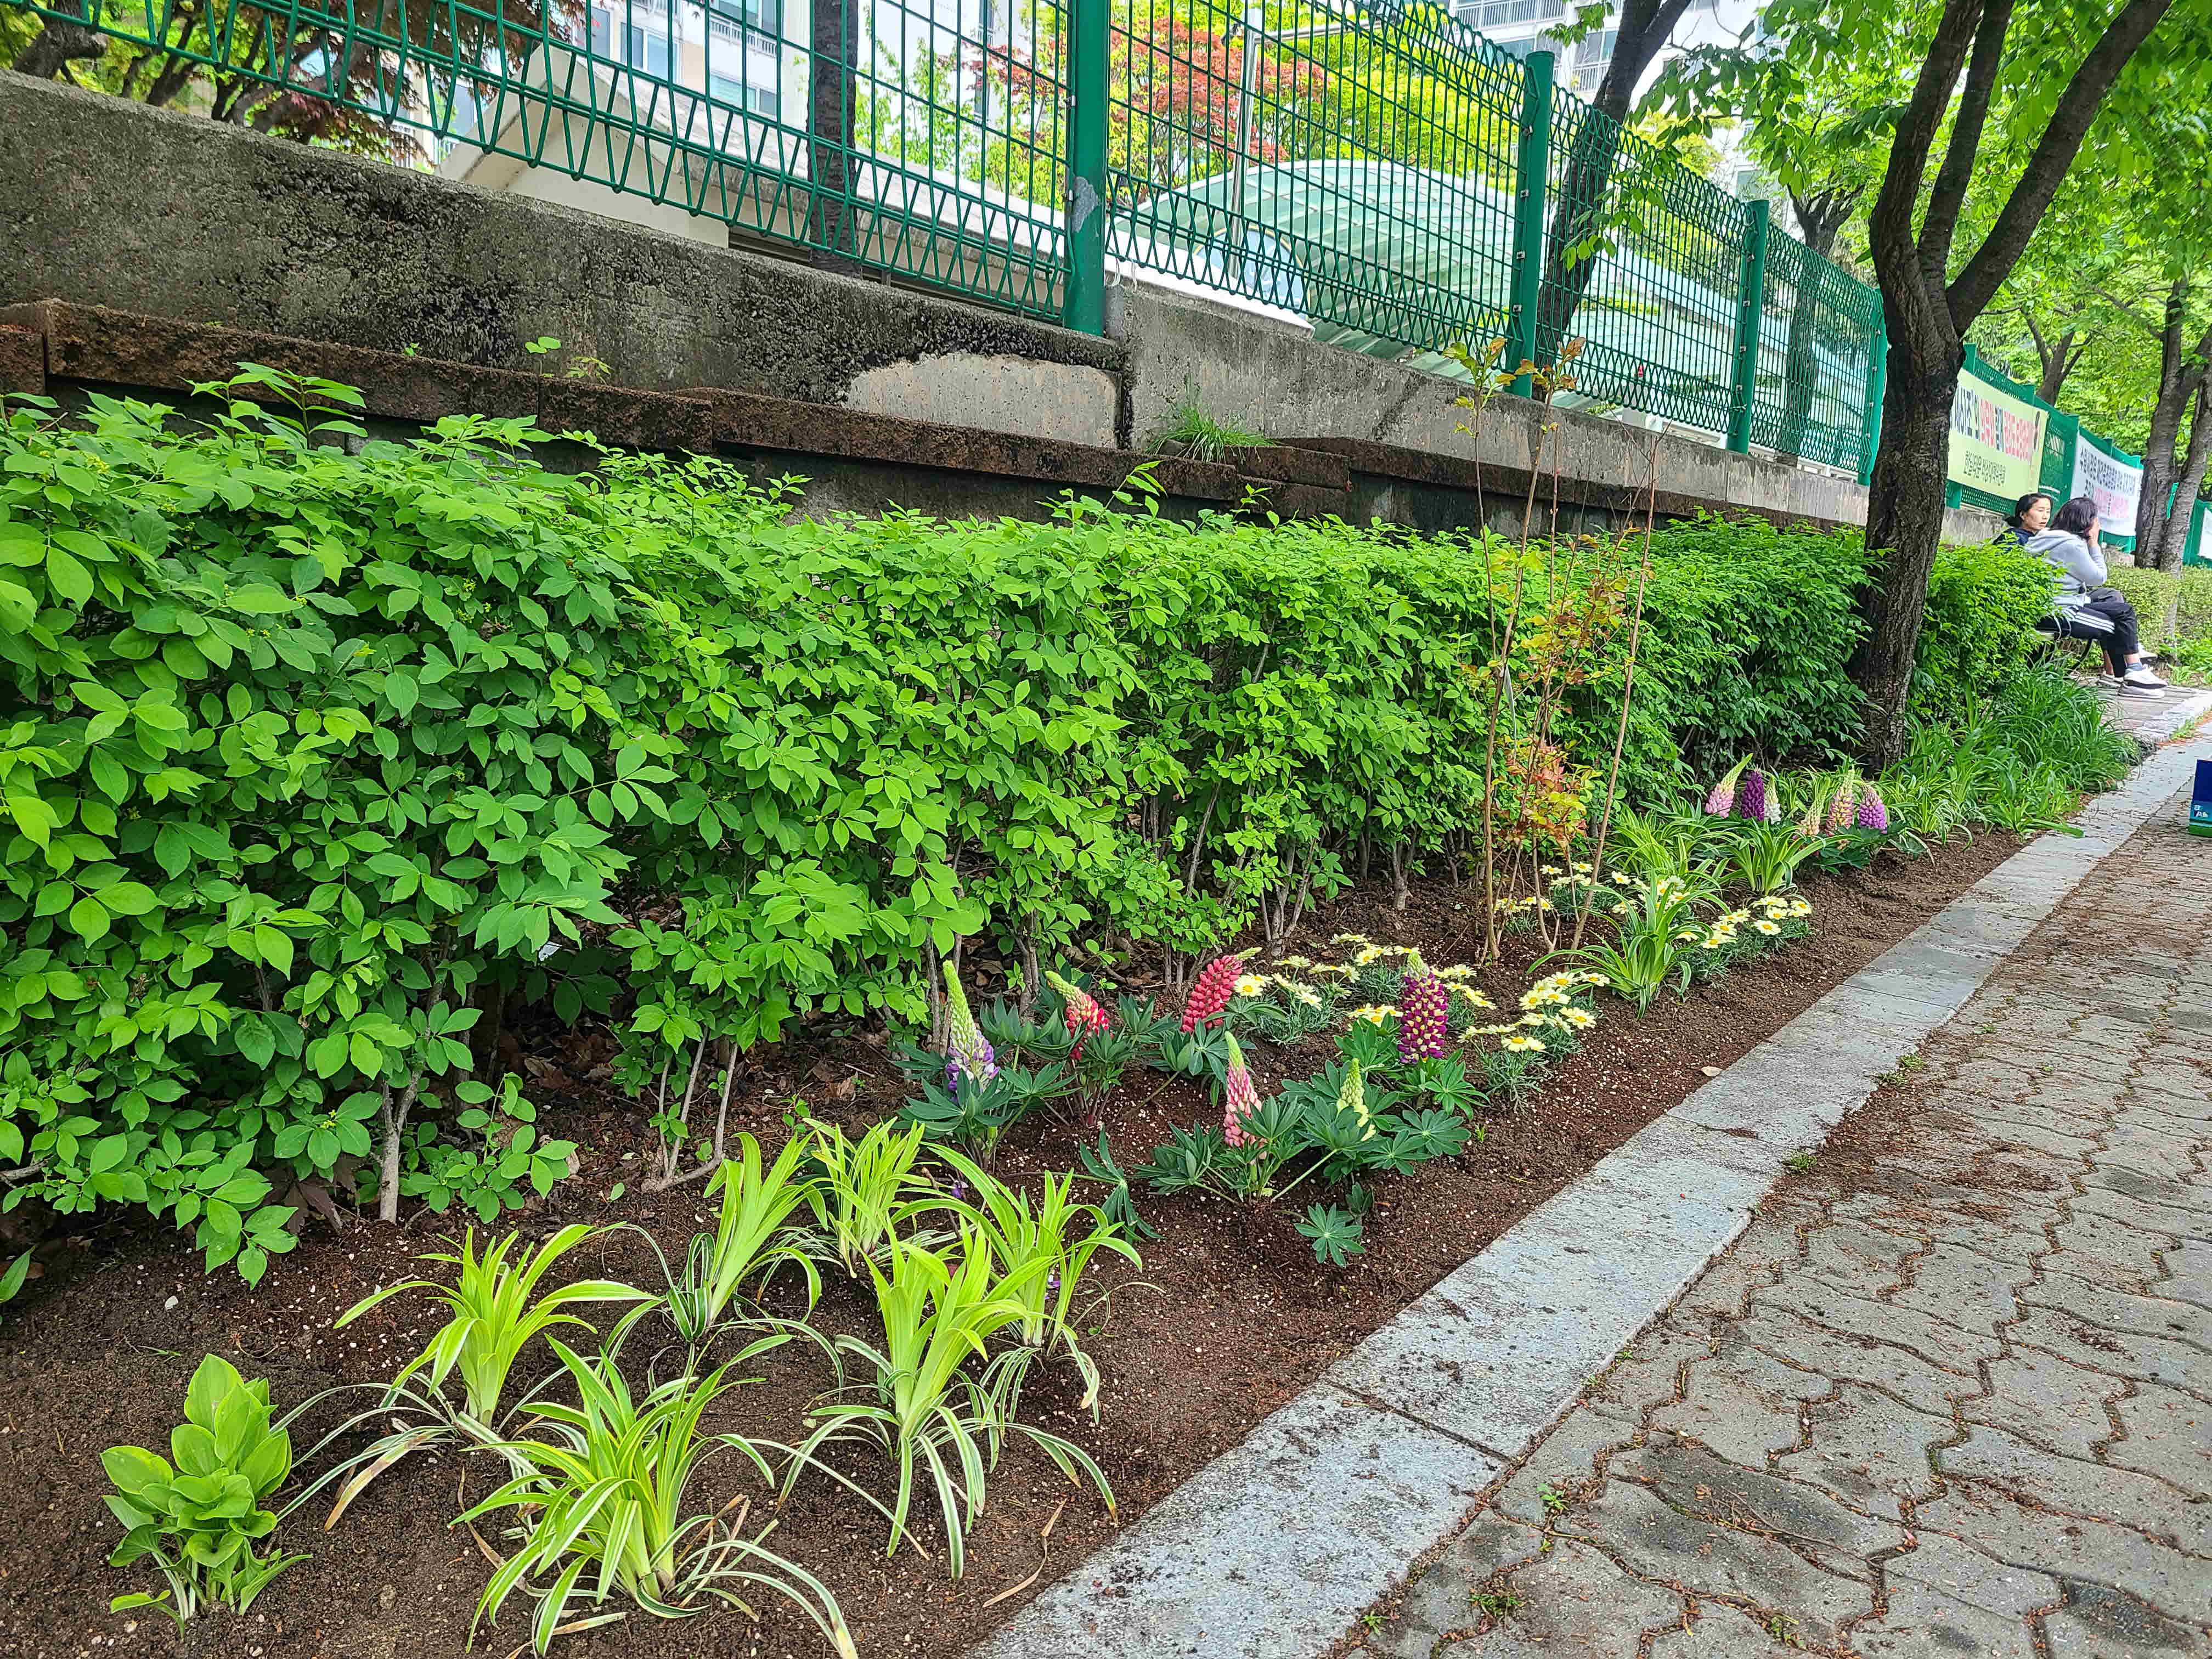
0,837,2024,1659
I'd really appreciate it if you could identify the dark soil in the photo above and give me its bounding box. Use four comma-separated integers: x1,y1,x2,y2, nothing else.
0,835,2027,1659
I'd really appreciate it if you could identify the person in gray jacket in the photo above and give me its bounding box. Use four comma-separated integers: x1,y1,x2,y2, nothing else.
2022,496,2168,695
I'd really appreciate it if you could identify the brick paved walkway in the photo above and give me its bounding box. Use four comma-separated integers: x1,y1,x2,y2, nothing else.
1367,787,2211,1659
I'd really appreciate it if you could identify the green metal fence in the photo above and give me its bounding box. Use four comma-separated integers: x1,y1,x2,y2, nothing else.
0,0,1909,476
12,0,1077,320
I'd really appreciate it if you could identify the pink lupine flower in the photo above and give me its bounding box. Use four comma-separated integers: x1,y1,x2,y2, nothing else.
1825,781,1858,833
1221,1032,1262,1148
1855,785,1889,832
1181,951,1251,1034
1397,952,1449,1063
942,962,996,1087
1045,969,1110,1064
1704,775,1736,815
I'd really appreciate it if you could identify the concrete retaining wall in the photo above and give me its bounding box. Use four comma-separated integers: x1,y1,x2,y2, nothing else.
2,69,2004,543
0,71,1121,448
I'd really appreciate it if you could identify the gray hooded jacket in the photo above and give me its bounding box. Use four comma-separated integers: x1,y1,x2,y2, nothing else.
2021,527,2104,608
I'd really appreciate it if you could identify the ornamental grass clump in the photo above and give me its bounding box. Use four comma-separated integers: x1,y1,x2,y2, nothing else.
1396,954,1449,1063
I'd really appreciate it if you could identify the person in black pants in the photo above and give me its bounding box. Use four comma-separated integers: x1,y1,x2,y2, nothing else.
2020,496,2168,695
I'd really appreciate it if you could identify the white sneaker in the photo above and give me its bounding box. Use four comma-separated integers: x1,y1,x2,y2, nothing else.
2117,679,2166,697
2123,667,2169,690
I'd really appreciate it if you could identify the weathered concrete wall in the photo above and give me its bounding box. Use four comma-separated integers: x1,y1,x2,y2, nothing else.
3,70,2003,542
1104,281,2005,539
0,71,1121,446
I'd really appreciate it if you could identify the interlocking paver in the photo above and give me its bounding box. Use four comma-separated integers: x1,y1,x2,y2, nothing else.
2042,1581,2212,1658
1848,1583,2039,1658
1361,781,2212,1659
1772,1381,1947,1519
1961,1347,2123,1459
1432,1538,1679,1659
2104,1381,2212,1492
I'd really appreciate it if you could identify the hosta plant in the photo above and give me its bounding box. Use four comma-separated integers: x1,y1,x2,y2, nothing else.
464,1341,856,1657
103,1355,307,1627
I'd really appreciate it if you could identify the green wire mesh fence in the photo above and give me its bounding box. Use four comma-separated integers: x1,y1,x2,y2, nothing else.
1750,230,1884,473
8,0,1076,321
9,0,1893,466
1533,88,1745,435
1099,0,1525,365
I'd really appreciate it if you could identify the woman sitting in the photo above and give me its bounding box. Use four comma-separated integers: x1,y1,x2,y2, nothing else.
2005,491,2053,545
2021,495,2168,695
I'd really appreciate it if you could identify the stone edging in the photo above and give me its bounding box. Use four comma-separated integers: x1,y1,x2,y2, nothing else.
966,736,2209,1659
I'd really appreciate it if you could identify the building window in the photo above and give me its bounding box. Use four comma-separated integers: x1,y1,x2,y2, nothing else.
589,7,672,77
1455,0,1566,32
706,0,780,116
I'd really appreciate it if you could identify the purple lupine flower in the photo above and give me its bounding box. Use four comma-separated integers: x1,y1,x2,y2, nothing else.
1735,767,1769,824
1855,785,1889,832
1046,1267,1060,1295
942,961,997,1087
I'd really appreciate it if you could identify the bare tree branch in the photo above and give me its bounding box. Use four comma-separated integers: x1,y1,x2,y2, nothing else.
1920,0,2015,276
1948,0,2179,324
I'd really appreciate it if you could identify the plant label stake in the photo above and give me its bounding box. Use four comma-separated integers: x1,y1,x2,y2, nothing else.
2191,759,2212,839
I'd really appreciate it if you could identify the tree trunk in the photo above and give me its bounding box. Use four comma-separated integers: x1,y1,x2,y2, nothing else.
2134,282,2191,549
806,0,860,266
1853,368,1960,763
2034,328,2080,405
10,0,106,76
1528,0,1692,374
2151,374,2212,572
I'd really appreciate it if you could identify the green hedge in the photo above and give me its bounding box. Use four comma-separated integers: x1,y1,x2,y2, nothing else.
1912,539,2055,725
2104,564,2212,660
0,386,2055,1274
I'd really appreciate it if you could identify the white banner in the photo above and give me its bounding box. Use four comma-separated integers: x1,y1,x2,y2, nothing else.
2072,441,2143,533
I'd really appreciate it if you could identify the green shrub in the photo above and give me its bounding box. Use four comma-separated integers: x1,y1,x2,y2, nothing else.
2106,563,2212,661
1569,516,1872,800
0,383,2063,1274
1912,540,2053,724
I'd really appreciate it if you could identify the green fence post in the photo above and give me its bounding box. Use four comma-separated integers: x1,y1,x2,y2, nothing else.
1504,49,1554,398
1725,198,1769,454
1062,0,1109,336
1858,324,1888,487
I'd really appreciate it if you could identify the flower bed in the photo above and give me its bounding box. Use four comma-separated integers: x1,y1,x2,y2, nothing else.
0,831,2032,1659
